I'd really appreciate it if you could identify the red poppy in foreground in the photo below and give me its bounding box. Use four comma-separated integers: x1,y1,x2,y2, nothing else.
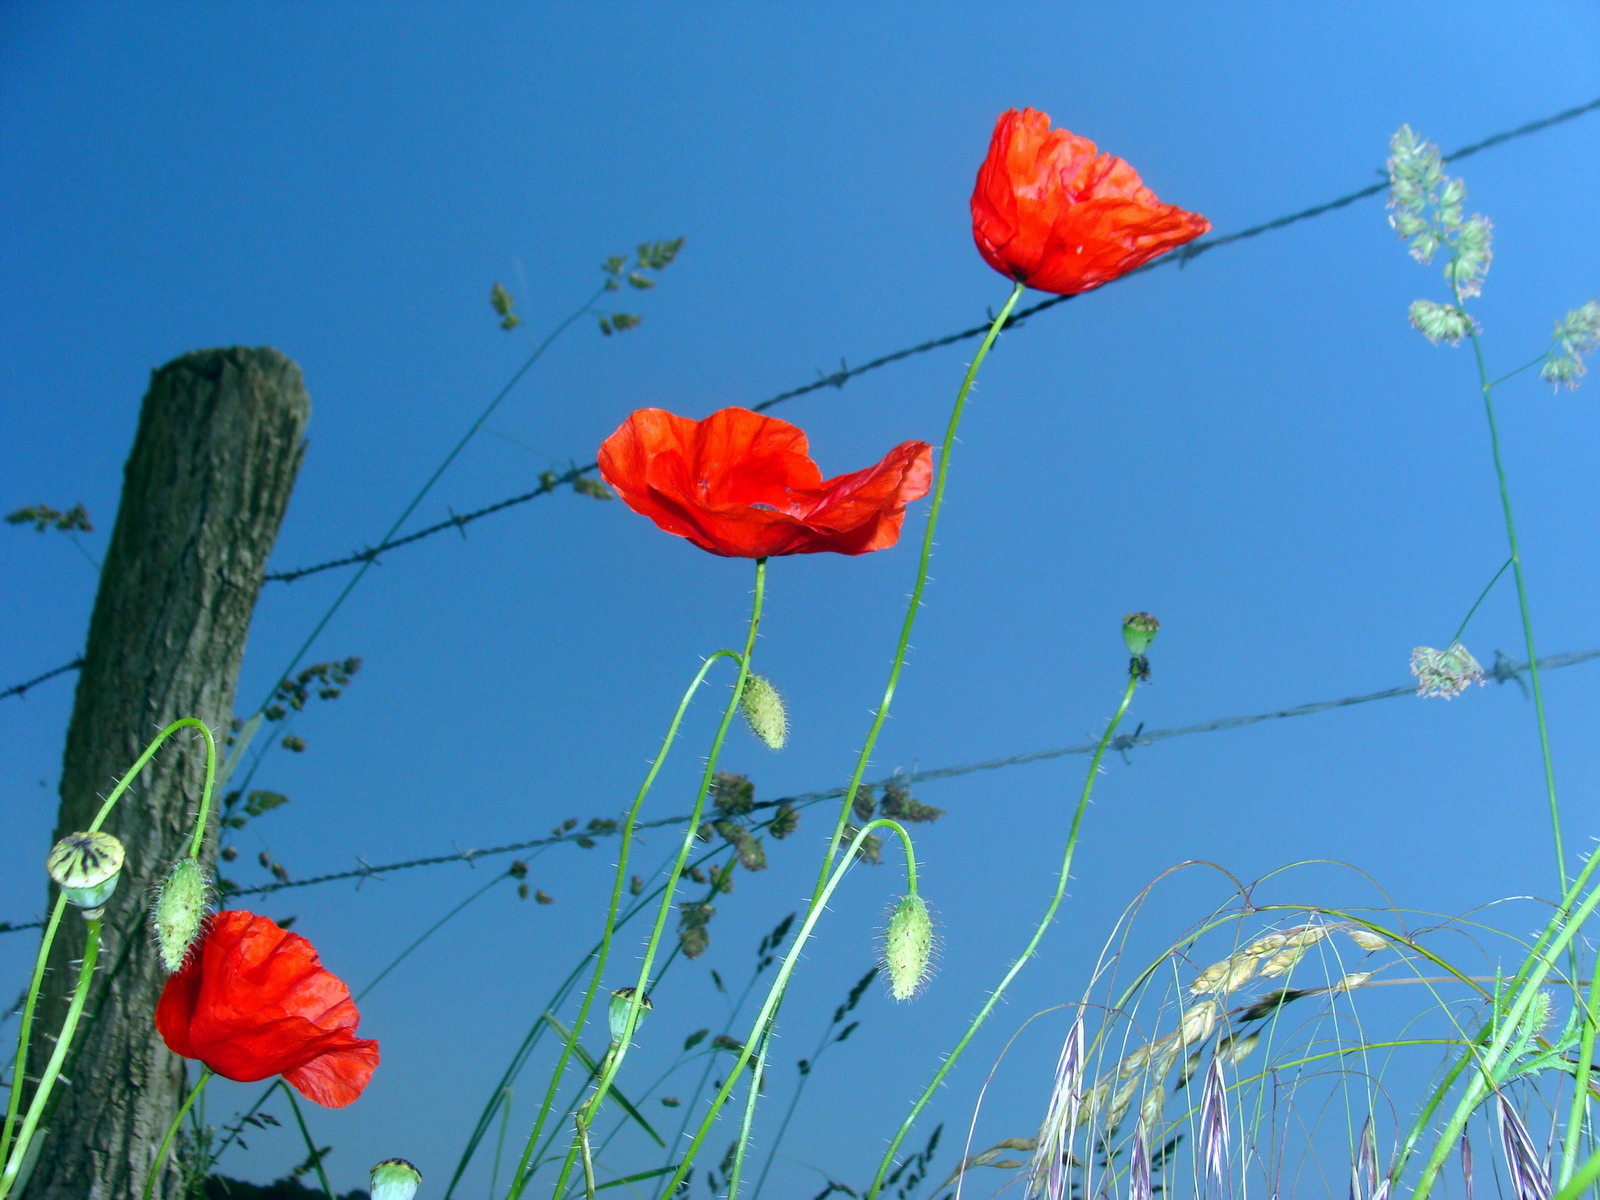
971,108,1210,296
156,910,379,1107
598,407,933,558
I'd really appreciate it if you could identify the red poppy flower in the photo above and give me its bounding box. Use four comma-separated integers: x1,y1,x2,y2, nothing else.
971,108,1210,296
156,910,378,1107
598,407,932,558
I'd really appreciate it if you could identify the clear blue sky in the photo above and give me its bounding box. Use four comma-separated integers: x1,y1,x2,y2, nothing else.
4,5,1600,1196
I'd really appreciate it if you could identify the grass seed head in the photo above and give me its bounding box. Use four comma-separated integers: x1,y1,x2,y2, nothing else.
881,894,935,1001
151,856,212,973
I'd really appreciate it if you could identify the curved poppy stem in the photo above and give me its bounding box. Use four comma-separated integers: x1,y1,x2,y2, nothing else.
864,666,1140,1200
812,281,1025,901
517,558,767,1200
0,916,102,1199
0,716,216,1175
656,820,919,1200
140,1068,212,1200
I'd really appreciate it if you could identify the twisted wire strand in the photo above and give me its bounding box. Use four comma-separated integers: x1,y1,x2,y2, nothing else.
4,648,1589,936
5,96,1596,702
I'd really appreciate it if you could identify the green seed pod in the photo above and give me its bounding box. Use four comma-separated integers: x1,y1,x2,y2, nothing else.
881,894,934,1002
369,1159,421,1200
152,857,211,973
46,831,125,914
608,986,653,1045
739,674,788,751
1121,612,1160,657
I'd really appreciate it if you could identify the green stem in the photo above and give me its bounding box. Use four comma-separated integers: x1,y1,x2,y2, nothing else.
864,668,1139,1200
657,820,918,1200
1560,948,1600,1185
0,916,102,1199
257,282,611,716
1463,306,1563,885
1,717,215,1177
283,1086,337,1200
1446,556,1512,647
531,559,768,1200
141,1069,211,1200
724,1028,772,1200
812,282,1026,900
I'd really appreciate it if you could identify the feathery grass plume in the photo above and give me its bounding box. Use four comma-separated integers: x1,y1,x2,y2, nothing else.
1409,299,1476,344
1198,1054,1230,1186
1387,124,1492,297
1346,927,1390,951
1188,952,1256,997
46,830,125,914
370,1158,421,1200
1331,970,1374,994
1241,930,1288,957
1177,1001,1217,1047
1541,300,1600,390
1411,642,1486,698
1257,944,1310,979
1030,1015,1086,1200
151,856,211,972
881,894,935,1001
1495,1095,1551,1200
1218,1031,1260,1067
738,674,788,750
1129,1119,1153,1200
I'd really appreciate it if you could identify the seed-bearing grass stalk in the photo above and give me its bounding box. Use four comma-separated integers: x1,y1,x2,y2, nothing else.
0,717,217,1180
527,558,767,1200
863,661,1140,1200
658,819,922,1200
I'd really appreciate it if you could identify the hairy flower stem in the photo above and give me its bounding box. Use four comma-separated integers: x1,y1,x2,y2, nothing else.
813,281,1026,899
532,559,768,1200
141,1070,211,1200
0,917,102,1199
658,820,918,1200
864,669,1139,1200
0,717,216,1175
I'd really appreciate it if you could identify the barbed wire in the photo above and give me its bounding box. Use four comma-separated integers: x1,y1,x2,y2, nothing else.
4,647,1591,936
5,95,1596,705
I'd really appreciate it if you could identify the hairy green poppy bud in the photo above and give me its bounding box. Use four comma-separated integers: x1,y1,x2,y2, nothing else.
47,831,125,915
1122,612,1159,657
608,986,653,1045
739,674,788,750
152,857,211,973
881,894,934,1001
370,1159,421,1200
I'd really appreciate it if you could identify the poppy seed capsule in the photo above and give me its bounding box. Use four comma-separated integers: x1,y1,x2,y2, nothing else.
46,831,125,914
882,894,934,1001
738,674,788,750
153,857,210,973
369,1158,421,1200
1122,612,1160,657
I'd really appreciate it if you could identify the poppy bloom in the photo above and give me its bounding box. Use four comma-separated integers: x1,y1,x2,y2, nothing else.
156,910,378,1107
971,108,1210,296
598,407,932,558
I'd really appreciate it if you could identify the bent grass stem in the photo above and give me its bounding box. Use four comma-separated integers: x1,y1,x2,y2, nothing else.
141,1069,211,1200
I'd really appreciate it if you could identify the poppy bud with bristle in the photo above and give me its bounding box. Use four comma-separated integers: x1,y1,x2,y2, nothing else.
47,831,125,914
738,674,788,750
881,894,934,1001
370,1159,421,1200
152,857,211,973
1122,612,1159,656
608,985,653,1045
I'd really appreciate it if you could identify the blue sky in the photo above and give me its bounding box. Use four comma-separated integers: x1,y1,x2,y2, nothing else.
4,5,1600,1196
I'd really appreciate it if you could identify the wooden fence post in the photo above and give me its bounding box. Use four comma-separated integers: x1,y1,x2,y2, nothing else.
23,347,310,1199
